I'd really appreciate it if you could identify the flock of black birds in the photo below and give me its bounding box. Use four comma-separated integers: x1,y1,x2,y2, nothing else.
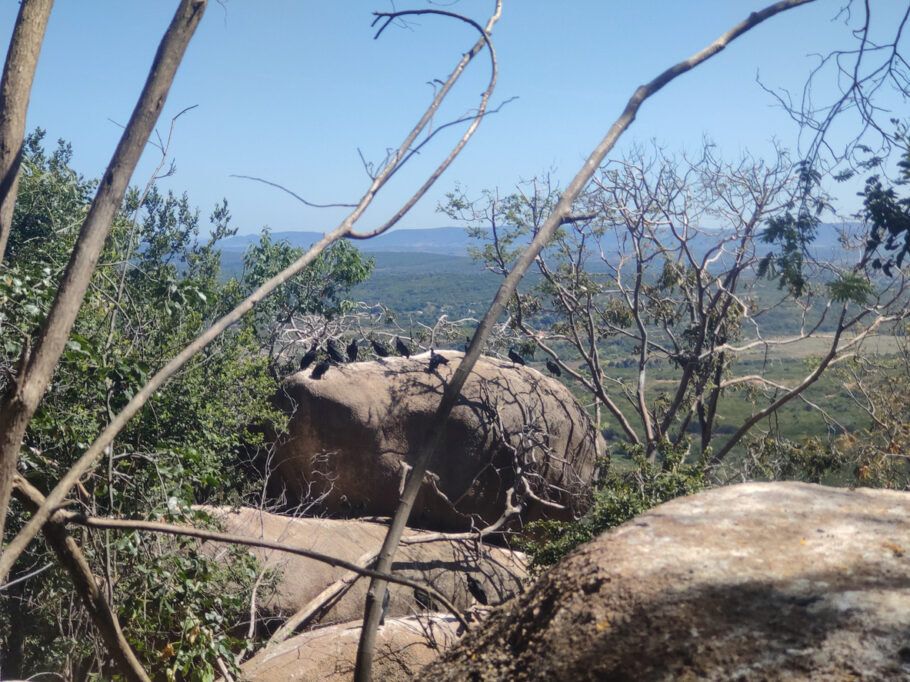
299,335,419,379
297,336,562,380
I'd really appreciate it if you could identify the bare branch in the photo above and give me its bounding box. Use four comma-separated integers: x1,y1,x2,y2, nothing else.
54,506,469,631
229,174,357,209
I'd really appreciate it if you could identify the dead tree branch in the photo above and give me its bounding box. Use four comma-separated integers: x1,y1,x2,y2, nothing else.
50,504,468,631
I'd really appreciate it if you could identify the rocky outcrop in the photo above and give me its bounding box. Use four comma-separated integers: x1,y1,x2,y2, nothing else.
241,615,460,682
418,482,910,681
271,351,601,531
202,506,526,630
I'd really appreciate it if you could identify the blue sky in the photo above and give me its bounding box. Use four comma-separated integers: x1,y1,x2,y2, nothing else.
2,1,907,235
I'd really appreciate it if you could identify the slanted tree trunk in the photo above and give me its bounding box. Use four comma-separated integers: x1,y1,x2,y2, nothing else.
0,0,54,265
0,0,207,578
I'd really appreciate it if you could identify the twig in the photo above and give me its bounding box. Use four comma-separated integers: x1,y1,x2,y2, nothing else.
58,509,470,631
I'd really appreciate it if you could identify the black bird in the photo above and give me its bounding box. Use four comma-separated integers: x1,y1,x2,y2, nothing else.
379,588,391,626
326,338,345,364
413,586,435,611
310,359,331,380
465,574,488,606
464,336,471,352
346,338,359,363
371,338,390,358
546,358,562,377
508,348,526,365
299,346,318,371
394,336,410,358
426,349,449,373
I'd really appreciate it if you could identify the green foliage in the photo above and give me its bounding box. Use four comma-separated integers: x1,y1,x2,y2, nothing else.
232,229,373,361
117,508,268,682
739,436,849,484
758,162,829,296
862,136,910,275
827,272,876,305
0,132,366,679
517,441,708,571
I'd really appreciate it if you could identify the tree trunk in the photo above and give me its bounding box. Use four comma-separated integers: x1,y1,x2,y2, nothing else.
0,0,54,265
0,0,207,576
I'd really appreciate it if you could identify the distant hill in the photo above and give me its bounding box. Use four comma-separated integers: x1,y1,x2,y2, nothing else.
215,223,860,328
219,222,857,262
219,227,477,258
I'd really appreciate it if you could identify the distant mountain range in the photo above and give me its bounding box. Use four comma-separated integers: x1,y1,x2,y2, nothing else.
219,222,858,261
219,227,476,258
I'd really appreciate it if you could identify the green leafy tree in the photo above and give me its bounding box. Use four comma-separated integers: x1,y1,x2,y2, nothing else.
0,132,368,680
232,229,373,368
861,137,910,276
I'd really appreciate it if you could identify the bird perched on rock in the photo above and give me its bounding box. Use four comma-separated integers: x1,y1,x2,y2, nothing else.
310,359,331,380
465,574,488,606
347,338,359,362
546,358,561,377
326,338,346,364
299,345,318,371
371,338,390,358
426,349,449,373
508,348,526,365
394,336,410,358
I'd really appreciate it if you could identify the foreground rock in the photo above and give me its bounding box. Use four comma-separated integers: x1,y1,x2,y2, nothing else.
241,615,460,682
202,506,526,630
419,482,910,681
272,351,600,530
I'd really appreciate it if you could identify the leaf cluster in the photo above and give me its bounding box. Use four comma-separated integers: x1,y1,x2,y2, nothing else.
517,440,707,571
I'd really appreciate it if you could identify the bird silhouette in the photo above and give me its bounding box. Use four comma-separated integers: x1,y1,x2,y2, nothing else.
310,359,331,379
394,336,410,358
508,348,526,365
465,574,488,605
379,588,391,626
371,338,390,358
299,346,318,371
347,338,359,362
326,338,345,364
546,358,561,376
426,349,449,373
464,336,471,352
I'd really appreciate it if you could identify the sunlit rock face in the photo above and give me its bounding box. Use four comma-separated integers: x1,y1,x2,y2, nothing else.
241,615,461,682
418,482,910,681
272,351,601,531
200,506,526,629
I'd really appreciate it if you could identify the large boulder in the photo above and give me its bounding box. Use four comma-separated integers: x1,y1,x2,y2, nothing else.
241,615,460,682
418,482,910,681
271,351,601,530
202,506,526,630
